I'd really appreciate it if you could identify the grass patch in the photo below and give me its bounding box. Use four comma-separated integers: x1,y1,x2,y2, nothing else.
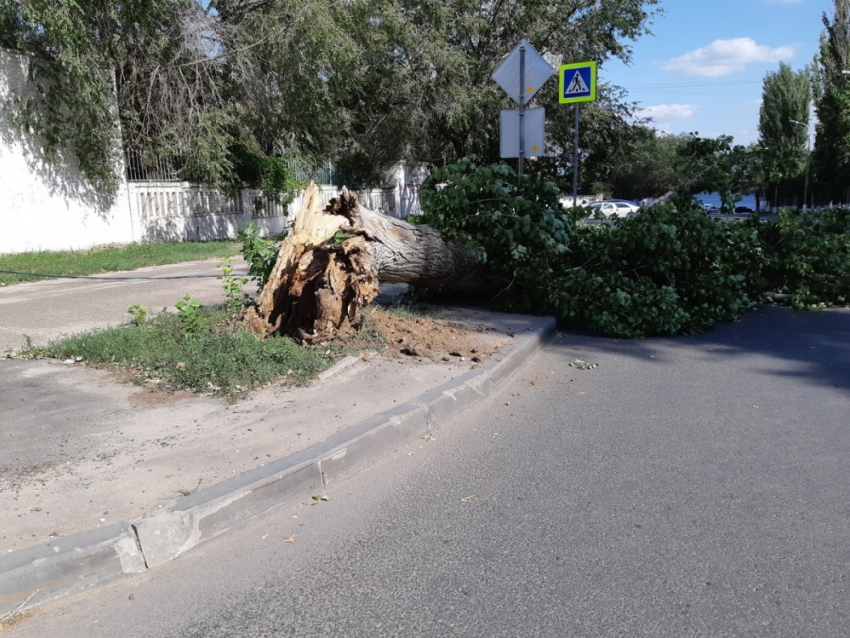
19,305,332,397
0,241,240,286
9,303,404,399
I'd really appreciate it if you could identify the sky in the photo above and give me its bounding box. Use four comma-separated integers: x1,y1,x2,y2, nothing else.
599,0,836,145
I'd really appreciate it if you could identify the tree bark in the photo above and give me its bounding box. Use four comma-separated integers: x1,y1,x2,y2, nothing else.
243,182,502,343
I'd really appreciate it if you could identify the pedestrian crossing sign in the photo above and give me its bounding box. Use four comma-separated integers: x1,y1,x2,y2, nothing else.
558,61,597,104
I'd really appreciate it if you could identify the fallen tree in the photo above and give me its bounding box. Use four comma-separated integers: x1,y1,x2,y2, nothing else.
243,182,502,343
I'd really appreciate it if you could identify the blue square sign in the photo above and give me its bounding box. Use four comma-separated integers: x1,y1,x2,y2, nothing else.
559,61,597,104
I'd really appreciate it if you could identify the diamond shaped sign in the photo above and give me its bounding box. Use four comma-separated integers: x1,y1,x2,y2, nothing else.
492,39,555,105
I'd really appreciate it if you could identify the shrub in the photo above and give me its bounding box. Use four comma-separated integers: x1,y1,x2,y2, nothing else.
749,208,850,309
421,160,764,338
238,222,283,291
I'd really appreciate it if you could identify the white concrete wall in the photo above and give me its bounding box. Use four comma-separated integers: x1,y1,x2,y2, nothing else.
0,48,138,254
0,48,415,255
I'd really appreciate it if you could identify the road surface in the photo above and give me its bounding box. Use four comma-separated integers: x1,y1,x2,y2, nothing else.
7,306,849,637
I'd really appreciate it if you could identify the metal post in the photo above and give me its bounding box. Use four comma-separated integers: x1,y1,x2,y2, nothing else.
572,104,580,207
518,45,526,177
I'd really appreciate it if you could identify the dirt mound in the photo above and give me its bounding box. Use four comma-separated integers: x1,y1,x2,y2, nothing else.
368,308,505,362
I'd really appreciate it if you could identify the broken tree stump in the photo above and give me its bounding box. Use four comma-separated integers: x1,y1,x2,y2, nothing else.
243,182,502,343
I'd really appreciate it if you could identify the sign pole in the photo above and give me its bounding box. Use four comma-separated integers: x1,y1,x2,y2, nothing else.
518,44,526,177
492,39,554,163
572,104,580,207
558,60,596,206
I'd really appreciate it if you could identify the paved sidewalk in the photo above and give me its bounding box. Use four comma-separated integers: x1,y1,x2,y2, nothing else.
0,259,555,615
0,257,250,353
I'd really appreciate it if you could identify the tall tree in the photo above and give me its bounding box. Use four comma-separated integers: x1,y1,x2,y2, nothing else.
605,128,689,200
813,0,850,204
336,0,662,174
0,0,259,193
757,62,810,207
2,0,662,194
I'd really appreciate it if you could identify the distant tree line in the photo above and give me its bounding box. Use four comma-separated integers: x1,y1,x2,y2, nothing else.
607,0,850,210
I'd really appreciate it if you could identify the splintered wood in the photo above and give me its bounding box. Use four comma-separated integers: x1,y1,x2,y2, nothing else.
244,183,380,343
244,182,503,343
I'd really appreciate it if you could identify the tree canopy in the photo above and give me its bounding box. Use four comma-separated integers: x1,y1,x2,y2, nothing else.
757,62,810,205
1,0,661,194
813,0,850,204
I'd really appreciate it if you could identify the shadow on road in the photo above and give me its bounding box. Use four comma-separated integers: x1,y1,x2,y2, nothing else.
549,305,850,393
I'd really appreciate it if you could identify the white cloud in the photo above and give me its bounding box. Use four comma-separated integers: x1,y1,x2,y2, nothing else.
663,38,796,77
634,104,696,120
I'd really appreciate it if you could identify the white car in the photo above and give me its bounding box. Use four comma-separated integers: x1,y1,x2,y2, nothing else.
590,200,640,219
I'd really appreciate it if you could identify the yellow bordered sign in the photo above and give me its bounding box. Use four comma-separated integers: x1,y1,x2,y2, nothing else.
558,61,597,104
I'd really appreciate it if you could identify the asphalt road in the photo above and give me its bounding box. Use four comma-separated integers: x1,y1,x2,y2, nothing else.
8,306,850,638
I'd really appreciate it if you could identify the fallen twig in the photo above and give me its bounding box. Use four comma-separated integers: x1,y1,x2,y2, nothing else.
0,589,39,625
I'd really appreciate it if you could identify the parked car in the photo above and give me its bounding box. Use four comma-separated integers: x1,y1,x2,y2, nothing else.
734,205,755,213
590,200,640,219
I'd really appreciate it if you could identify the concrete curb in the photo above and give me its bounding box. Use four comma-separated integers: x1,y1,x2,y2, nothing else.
0,314,556,615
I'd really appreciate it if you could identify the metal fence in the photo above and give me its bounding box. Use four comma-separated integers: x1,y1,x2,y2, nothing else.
124,149,182,182
284,158,340,186
124,149,344,186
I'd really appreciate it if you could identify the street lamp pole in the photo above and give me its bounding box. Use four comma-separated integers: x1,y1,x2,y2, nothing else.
789,118,811,212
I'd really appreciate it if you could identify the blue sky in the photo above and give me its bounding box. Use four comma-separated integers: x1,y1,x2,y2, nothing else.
599,0,834,144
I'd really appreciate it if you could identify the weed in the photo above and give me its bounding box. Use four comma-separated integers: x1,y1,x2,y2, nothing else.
219,257,249,312
238,222,283,291
127,304,148,326
175,294,210,338
27,304,332,397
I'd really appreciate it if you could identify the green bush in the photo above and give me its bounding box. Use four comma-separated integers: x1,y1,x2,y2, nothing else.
749,208,850,309
554,204,763,337
234,152,305,207
420,158,581,314
421,160,765,338
238,222,284,291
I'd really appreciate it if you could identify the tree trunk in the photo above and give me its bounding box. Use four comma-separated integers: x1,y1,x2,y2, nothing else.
243,183,502,343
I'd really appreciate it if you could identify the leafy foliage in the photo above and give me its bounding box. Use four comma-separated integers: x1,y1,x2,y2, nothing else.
813,0,850,204
554,204,763,337
218,256,250,312
175,294,210,338
238,222,284,291
2,0,662,196
421,160,766,338
757,62,811,206
748,208,850,309
421,159,579,266
349,0,660,171
233,153,305,207
127,304,148,327
605,127,690,199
